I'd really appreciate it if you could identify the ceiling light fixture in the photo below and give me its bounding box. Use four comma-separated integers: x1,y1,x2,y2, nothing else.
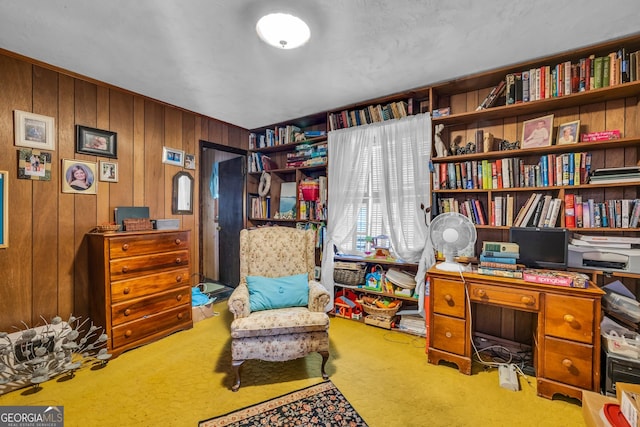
256,13,310,50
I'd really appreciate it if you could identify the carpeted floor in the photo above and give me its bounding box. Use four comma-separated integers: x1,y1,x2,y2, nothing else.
0,300,585,426
199,381,368,426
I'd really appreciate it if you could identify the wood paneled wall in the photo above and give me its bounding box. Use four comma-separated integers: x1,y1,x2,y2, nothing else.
0,51,249,330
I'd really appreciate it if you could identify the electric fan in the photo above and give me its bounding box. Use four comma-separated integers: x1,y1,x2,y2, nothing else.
430,212,477,271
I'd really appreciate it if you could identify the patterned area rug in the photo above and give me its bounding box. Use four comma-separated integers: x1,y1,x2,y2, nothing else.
199,381,368,426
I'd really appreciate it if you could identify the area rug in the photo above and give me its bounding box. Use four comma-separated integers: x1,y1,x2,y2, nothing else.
199,381,368,426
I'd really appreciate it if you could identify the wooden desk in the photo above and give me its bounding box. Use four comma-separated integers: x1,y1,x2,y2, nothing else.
427,266,605,401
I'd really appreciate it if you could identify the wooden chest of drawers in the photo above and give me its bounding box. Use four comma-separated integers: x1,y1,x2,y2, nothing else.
87,230,193,356
427,267,604,401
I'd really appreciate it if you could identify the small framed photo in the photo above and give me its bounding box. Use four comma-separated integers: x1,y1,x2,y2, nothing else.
76,125,117,158
184,153,196,170
99,160,118,182
521,114,554,149
556,120,580,144
162,147,185,167
18,149,52,181
14,110,55,151
62,159,97,194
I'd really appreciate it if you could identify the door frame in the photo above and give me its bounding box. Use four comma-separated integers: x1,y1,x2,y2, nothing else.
198,140,246,281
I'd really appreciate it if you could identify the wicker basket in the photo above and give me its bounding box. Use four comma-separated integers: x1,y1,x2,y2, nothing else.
360,300,402,318
333,262,367,286
123,218,153,231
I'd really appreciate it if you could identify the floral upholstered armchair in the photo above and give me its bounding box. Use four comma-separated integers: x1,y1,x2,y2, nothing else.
227,226,330,391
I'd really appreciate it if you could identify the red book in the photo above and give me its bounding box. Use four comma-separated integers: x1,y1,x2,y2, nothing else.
564,194,576,228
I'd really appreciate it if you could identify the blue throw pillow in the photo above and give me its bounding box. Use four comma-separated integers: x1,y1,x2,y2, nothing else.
246,273,309,312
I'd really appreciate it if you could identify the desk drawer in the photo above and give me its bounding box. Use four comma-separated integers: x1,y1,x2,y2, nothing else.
111,269,190,303
432,278,466,318
543,336,593,390
111,286,191,326
109,231,190,259
109,250,189,280
545,294,595,344
468,283,539,311
431,313,466,356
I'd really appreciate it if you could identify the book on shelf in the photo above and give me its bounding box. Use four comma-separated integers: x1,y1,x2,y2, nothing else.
479,261,524,270
564,194,576,228
482,241,519,253
481,250,519,259
479,254,518,265
477,267,523,279
522,269,588,289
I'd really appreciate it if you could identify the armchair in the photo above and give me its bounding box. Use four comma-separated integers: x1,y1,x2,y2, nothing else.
227,226,330,391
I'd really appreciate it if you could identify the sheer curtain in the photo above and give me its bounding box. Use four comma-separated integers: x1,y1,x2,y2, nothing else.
321,113,436,309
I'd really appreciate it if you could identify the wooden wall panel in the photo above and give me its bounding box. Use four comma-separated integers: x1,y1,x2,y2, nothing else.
0,51,246,331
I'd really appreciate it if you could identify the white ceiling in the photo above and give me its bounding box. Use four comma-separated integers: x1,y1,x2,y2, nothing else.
1,1,639,130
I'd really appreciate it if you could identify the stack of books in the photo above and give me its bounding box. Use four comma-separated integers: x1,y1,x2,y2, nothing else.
588,166,640,184
477,241,524,278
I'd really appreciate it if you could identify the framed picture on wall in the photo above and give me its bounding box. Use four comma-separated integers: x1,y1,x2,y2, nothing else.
162,147,185,167
76,125,117,158
99,160,118,182
62,159,97,194
184,153,196,170
0,170,7,248
14,110,55,151
17,149,52,181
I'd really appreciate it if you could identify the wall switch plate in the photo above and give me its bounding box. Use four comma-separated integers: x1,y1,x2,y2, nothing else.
499,364,520,391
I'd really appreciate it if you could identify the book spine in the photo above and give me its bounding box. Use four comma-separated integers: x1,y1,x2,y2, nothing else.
479,261,521,270
479,255,517,264
564,194,576,228
477,267,523,279
482,241,519,253
481,251,519,259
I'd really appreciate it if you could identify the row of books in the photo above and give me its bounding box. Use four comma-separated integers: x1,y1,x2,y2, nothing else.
436,197,487,225
249,124,301,149
328,99,413,131
513,194,563,228
433,152,592,191
566,196,640,229
248,152,278,173
477,47,640,110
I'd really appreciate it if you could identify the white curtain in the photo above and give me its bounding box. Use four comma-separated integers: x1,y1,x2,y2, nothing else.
321,113,436,310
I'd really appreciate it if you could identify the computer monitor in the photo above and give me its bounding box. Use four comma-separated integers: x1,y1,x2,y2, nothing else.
508,227,569,270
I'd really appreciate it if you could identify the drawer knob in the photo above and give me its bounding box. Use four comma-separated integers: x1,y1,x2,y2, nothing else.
122,266,129,273
124,309,131,316
562,358,573,368
122,243,129,251
178,312,184,320
444,294,453,302
175,238,181,245
177,294,183,301
123,287,130,294
477,289,486,297
445,331,452,338
124,330,132,338
175,257,182,264
176,275,183,282
521,296,533,305
563,314,575,323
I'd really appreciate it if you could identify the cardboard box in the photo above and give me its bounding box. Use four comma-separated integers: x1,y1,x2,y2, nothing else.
617,383,640,427
582,390,616,427
192,303,215,323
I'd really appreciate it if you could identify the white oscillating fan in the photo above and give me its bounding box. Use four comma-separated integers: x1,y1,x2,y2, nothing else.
430,212,477,272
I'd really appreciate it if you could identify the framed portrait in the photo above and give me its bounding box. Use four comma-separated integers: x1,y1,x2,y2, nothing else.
521,114,554,149
556,120,580,145
0,170,7,249
76,125,117,158
172,171,194,214
17,149,52,181
14,110,55,151
62,159,97,194
162,146,185,167
184,153,196,170
99,160,118,182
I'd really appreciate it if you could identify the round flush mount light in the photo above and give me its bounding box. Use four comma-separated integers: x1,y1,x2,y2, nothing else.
256,13,310,49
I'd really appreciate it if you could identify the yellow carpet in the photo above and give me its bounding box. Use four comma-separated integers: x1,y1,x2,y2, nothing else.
0,301,584,426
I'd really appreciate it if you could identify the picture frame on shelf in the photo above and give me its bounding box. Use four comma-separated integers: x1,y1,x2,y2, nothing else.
556,120,580,144
14,110,55,151
99,160,118,182
162,147,185,167
62,159,97,194
17,149,52,181
76,125,117,158
0,170,7,248
521,114,554,149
